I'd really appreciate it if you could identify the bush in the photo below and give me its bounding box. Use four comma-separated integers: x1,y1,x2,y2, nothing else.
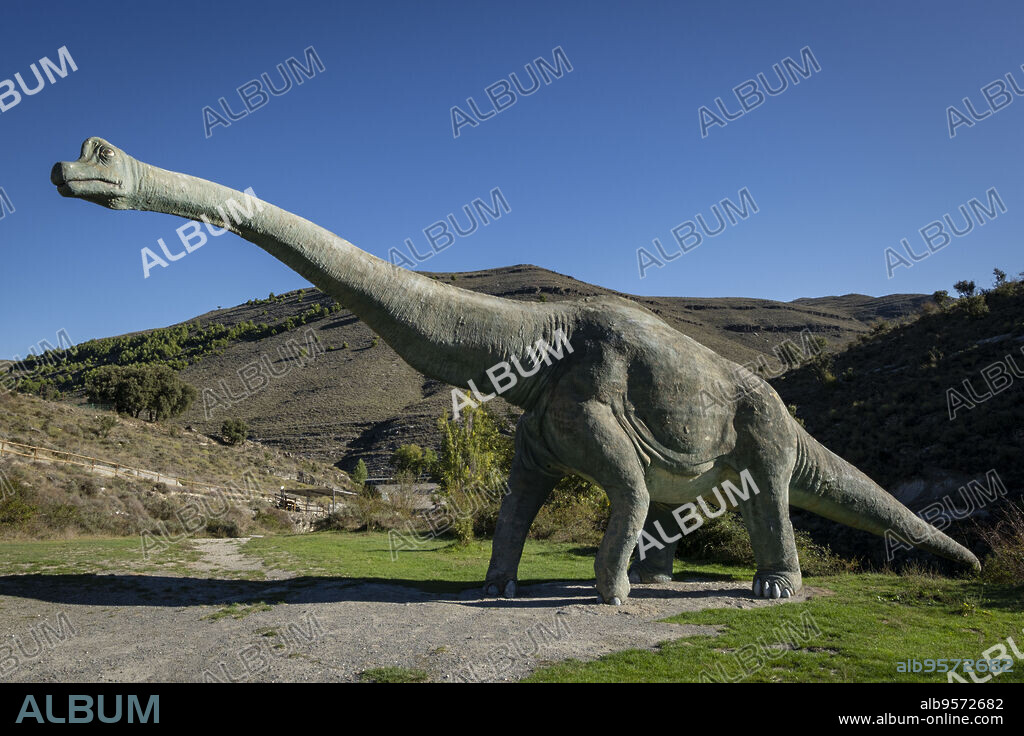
673,511,853,573
0,489,36,527
955,294,989,318
531,475,609,544
794,529,858,575
95,414,118,438
978,501,1024,584
676,511,755,565
44,504,82,530
205,518,242,538
391,444,437,478
221,419,248,446
253,507,293,533
85,364,196,421
313,510,349,532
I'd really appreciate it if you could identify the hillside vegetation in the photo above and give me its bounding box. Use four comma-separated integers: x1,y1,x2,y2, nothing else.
3,265,931,474
0,389,352,541
774,273,1023,492
773,272,1023,566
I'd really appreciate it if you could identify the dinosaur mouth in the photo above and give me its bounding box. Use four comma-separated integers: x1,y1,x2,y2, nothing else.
51,162,121,196
57,178,120,193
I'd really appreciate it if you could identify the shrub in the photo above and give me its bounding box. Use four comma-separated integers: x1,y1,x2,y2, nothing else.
95,414,118,438
978,501,1024,584
932,290,951,309
955,294,989,318
221,419,248,446
313,510,348,532
44,504,82,530
391,444,437,477
794,529,857,575
205,518,242,538
253,507,293,533
85,365,196,421
0,484,36,526
675,511,754,565
531,475,609,544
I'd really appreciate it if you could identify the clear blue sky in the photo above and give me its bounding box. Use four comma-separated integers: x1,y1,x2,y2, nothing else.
1,0,1021,359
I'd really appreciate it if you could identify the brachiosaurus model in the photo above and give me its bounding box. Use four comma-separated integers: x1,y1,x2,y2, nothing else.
51,137,981,605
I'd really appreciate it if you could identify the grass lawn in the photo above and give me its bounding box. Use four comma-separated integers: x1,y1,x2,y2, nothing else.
241,531,599,592
0,536,199,576
526,570,1024,683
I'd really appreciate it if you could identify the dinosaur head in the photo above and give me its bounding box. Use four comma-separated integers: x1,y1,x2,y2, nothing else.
51,137,143,210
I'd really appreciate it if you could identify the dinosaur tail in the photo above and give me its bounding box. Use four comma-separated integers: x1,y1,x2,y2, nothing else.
787,423,980,571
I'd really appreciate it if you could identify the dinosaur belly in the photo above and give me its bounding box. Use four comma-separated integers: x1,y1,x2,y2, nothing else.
645,463,735,505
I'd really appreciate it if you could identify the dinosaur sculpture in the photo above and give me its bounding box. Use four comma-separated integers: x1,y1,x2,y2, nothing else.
51,137,981,605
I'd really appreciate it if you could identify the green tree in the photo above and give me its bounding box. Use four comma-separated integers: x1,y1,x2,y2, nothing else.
221,419,248,446
146,365,197,420
435,402,512,496
435,402,513,543
932,290,951,309
953,280,976,298
391,444,437,477
85,365,195,420
352,459,369,488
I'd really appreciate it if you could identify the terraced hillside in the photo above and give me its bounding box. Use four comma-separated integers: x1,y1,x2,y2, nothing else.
6,265,930,475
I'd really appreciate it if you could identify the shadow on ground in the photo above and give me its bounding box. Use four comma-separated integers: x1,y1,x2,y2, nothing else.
0,574,763,609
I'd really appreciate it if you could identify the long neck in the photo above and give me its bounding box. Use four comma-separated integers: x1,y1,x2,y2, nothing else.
133,163,574,401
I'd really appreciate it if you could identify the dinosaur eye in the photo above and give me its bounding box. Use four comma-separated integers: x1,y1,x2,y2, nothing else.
99,147,115,161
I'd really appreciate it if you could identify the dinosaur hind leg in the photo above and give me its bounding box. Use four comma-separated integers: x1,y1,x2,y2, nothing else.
732,456,802,598
629,502,679,583
557,401,650,605
726,407,803,598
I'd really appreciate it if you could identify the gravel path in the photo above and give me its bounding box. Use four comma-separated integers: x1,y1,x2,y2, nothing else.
0,539,819,682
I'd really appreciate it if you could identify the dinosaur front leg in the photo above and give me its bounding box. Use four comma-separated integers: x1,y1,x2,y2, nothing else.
483,452,560,599
628,502,678,583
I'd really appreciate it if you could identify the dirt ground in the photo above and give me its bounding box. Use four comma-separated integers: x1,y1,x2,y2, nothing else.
0,538,815,682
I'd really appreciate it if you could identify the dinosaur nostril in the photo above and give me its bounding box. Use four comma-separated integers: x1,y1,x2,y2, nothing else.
50,162,67,186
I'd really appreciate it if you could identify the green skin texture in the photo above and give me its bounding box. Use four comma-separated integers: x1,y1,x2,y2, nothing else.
51,137,981,605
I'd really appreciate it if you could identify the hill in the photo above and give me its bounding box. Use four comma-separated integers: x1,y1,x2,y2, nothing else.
0,388,354,541
5,265,931,475
772,279,1023,563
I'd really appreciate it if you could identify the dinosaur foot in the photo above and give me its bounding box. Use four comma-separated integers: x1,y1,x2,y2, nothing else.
751,571,801,600
483,579,517,599
628,568,672,584
596,577,629,605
